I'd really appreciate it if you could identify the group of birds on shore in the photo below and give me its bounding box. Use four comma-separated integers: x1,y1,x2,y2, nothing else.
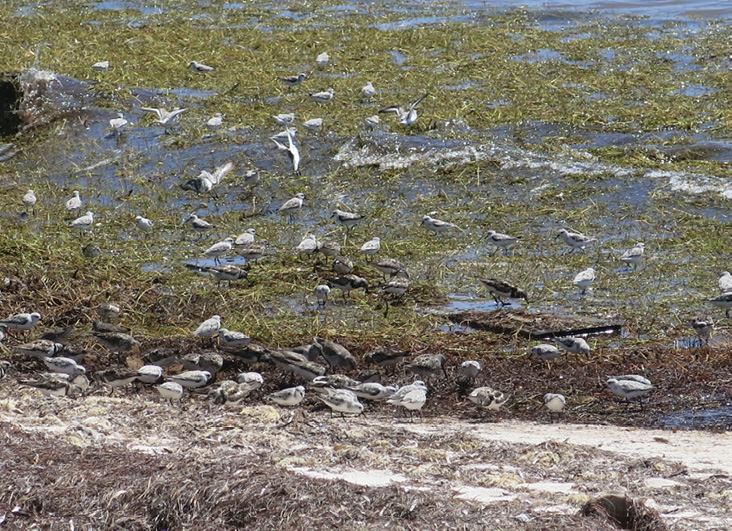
0,302,656,419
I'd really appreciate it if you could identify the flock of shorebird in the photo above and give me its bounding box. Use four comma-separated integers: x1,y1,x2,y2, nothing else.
5,51,729,421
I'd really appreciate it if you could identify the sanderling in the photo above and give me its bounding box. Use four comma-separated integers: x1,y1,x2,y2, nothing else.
332,209,365,234
92,320,129,335
201,161,234,186
691,318,714,346
24,374,81,397
459,360,481,382
361,81,376,99
234,228,256,246
557,229,596,252
1,312,42,331
421,215,460,236
379,93,429,127
619,243,644,270
140,106,187,131
468,386,508,411
65,191,82,213
365,115,380,129
370,257,405,279
266,350,326,381
314,284,331,307
364,348,409,370
203,237,234,265
70,211,95,235
332,256,354,275
189,60,216,72
92,332,141,354
531,344,562,364
347,382,396,401
156,381,184,405
544,393,566,420
381,270,410,298
272,113,295,126
181,352,224,374
311,374,361,390
606,377,654,409
316,51,329,66
718,271,732,293
317,240,341,258
387,383,427,418
142,347,180,367
296,234,319,256
95,368,139,391
108,113,128,136
309,88,335,103
612,374,652,386
555,336,590,355
709,292,732,318
13,339,64,358
236,371,264,390
272,129,301,175
476,277,528,306
217,328,251,349
194,315,222,338
327,274,368,300
43,356,86,376
359,237,381,260
206,113,223,130
22,189,37,213
303,118,323,132
292,342,321,362
135,215,154,233
277,192,306,222
237,240,267,263
169,370,212,389
485,230,519,254
312,337,357,370
188,264,247,287
319,389,364,417
136,364,164,384
269,385,306,406
280,72,307,86
97,302,121,322
406,353,447,380
91,60,109,71
573,267,596,295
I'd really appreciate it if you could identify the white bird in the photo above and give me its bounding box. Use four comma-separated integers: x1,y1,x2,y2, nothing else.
555,336,591,355
272,127,300,174
421,215,460,235
156,381,184,404
184,213,213,237
136,365,164,384
606,377,654,409
718,271,732,293
309,88,335,104
189,60,216,72
709,292,732,318
234,228,256,246
140,106,188,130
168,370,211,389
135,215,154,233
236,371,264,386
206,113,223,130
359,237,381,259
194,315,222,338
65,191,82,213
244,169,260,187
530,344,562,364
91,60,109,71
557,229,596,252
544,393,566,419
277,192,306,222
199,161,234,186
296,234,319,256
468,386,508,411
268,385,305,406
485,230,519,254
1,312,42,330
361,81,376,99
691,318,714,346
272,113,295,126
379,93,429,127
109,113,128,135
279,73,307,86
365,115,380,130
573,267,596,295
347,382,397,401
316,51,329,66
70,211,95,235
387,387,427,418
217,328,251,349
619,243,645,270
319,388,364,417
203,237,234,264
43,356,86,376
314,284,331,308
332,209,365,233
459,360,481,381
303,117,323,132
22,189,37,212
